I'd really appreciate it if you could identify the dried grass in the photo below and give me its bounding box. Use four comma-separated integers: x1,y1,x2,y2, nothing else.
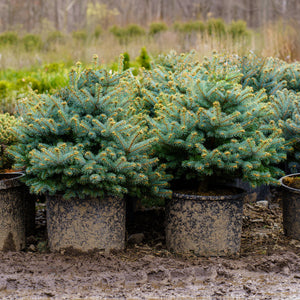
1,21,300,70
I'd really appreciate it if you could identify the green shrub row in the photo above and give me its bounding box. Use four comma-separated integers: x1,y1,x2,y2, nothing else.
0,19,249,51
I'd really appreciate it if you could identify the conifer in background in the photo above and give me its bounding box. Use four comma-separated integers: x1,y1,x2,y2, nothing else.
149,22,168,36
122,52,130,70
149,53,286,191
10,57,171,202
137,47,151,70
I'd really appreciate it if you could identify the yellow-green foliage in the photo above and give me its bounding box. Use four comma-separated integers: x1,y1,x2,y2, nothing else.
72,30,88,42
0,31,19,47
109,24,145,44
137,47,151,70
207,18,226,38
16,77,41,92
94,25,103,39
174,21,206,34
0,63,70,114
46,31,66,46
122,52,130,70
126,24,145,37
228,20,249,40
22,34,43,51
0,81,10,98
0,113,20,169
149,22,168,35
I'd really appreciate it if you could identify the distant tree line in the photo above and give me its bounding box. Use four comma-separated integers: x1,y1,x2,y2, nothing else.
0,0,299,33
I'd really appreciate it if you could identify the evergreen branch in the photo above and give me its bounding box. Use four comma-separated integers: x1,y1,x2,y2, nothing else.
128,138,156,155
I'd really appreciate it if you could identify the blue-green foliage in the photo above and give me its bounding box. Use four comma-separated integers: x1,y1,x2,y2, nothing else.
149,53,286,188
139,50,200,114
283,62,300,92
238,54,287,95
10,51,300,197
10,59,171,201
269,89,300,172
232,54,300,175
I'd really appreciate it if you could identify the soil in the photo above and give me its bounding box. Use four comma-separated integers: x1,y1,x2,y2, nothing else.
1,187,300,299
282,176,300,189
174,186,243,196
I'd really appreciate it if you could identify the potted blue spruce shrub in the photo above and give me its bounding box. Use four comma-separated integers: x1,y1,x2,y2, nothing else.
283,61,300,92
118,51,198,213
269,88,300,240
0,113,35,251
233,54,288,200
10,59,171,252
130,50,200,127
238,53,287,96
149,53,286,256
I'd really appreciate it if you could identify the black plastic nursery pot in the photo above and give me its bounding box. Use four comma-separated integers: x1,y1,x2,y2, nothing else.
165,188,245,256
46,194,126,252
0,172,27,251
279,173,300,240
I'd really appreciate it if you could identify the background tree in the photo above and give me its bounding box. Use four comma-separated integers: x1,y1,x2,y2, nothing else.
1,0,300,33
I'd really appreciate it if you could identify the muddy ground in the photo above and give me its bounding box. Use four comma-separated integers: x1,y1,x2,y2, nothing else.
1,188,300,299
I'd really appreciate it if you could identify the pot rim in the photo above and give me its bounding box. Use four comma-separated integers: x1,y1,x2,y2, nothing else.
279,173,300,194
0,171,25,190
45,193,122,201
172,186,246,201
0,171,24,178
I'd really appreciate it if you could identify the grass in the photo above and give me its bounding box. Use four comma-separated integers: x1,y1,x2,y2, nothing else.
0,63,69,114
0,20,299,69
0,31,251,70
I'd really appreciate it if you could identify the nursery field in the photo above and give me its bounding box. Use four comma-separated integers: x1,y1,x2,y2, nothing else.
2,18,300,300
0,190,300,299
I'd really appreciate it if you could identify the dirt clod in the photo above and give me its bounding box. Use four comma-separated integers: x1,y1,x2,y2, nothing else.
127,233,145,245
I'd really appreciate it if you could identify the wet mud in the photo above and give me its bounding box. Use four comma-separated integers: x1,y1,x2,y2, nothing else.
0,188,300,299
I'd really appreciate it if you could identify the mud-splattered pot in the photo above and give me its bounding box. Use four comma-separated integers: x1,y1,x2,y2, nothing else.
279,173,300,241
165,189,245,257
0,172,26,251
46,194,126,252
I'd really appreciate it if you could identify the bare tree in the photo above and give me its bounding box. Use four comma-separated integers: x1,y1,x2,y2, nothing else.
0,0,300,33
